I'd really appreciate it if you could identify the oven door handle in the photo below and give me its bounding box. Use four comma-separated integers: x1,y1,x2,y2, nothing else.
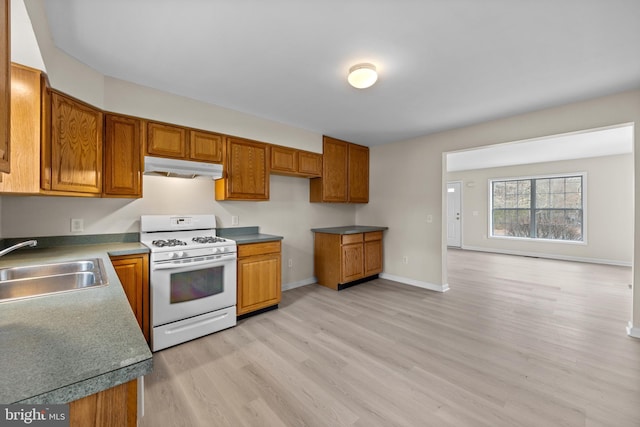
152,255,237,271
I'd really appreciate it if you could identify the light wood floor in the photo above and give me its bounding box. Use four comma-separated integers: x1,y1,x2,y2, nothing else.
140,250,640,427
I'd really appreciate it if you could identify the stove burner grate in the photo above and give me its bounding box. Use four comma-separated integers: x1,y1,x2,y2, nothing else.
152,239,188,247
192,236,226,244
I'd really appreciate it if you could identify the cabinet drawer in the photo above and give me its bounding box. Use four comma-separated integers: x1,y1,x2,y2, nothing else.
364,231,383,241
238,240,281,257
341,233,363,245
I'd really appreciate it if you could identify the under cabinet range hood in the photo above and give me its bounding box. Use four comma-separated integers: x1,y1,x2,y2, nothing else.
143,156,223,179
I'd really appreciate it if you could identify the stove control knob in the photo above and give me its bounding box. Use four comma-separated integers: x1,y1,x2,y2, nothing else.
177,251,186,258
170,252,179,259
219,247,226,253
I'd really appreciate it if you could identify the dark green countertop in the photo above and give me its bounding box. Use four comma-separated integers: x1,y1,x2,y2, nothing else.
310,225,388,235
218,226,283,245
0,242,152,404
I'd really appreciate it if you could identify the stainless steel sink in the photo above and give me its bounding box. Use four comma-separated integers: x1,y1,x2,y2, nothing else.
0,258,108,302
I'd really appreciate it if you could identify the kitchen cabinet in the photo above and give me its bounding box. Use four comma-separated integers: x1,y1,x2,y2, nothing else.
270,144,322,177
0,0,9,174
146,121,187,159
215,136,270,201
45,90,103,195
110,253,150,344
104,114,143,198
146,121,225,164
0,64,45,194
310,136,369,203
313,230,384,290
190,129,224,163
237,240,281,316
69,379,137,427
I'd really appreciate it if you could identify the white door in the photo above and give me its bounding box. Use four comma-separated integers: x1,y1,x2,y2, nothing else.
447,182,462,247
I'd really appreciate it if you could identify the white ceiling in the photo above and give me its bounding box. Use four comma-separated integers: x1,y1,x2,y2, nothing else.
446,124,634,172
42,0,640,147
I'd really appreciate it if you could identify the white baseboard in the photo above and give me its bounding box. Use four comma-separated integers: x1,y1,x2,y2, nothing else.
379,273,449,293
459,245,632,267
282,277,316,291
627,321,640,339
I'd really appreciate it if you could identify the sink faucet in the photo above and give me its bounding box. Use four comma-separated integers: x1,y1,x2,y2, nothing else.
0,240,38,258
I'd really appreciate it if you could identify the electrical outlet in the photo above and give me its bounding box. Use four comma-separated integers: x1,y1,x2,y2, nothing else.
231,216,239,226
402,256,409,265
71,218,84,232
288,259,293,268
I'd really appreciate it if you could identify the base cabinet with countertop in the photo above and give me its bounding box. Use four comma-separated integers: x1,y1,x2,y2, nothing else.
237,240,282,316
69,379,137,427
312,226,387,290
110,253,150,344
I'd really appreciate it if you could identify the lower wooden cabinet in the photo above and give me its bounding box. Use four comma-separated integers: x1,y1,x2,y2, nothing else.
314,231,383,290
237,240,281,316
110,253,150,343
69,379,137,427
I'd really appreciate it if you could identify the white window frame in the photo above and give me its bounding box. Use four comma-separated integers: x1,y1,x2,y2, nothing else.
488,172,587,245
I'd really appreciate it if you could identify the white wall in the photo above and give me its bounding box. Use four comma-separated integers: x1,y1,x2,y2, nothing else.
447,153,633,265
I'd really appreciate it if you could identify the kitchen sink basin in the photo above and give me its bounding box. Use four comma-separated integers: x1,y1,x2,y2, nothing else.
0,258,108,302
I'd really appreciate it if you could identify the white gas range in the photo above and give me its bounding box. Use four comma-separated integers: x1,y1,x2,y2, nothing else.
140,214,237,351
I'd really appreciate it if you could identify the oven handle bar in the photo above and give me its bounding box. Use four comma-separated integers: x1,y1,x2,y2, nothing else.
164,312,231,335
152,255,237,271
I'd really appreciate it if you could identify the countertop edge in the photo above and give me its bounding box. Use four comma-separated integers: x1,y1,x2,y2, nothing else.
310,226,389,235
17,358,152,404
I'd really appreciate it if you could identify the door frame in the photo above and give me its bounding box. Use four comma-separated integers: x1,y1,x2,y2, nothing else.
446,180,463,248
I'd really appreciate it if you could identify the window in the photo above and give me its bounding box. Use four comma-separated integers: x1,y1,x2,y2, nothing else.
491,174,584,242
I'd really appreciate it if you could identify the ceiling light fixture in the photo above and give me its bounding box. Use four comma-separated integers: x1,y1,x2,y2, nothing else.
347,63,378,89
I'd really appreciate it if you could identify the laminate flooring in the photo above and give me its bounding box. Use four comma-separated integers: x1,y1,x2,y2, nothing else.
140,249,640,427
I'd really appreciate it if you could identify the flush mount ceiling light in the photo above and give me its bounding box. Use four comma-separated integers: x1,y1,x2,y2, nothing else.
347,63,378,89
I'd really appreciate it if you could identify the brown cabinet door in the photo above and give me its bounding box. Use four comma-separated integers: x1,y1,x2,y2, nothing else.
348,143,369,203
104,114,142,198
146,121,187,158
50,91,103,193
237,252,281,315
298,151,322,177
321,136,348,202
364,239,383,276
190,130,224,163
270,145,297,173
0,64,42,194
0,0,9,174
341,243,364,283
218,137,269,200
111,254,150,344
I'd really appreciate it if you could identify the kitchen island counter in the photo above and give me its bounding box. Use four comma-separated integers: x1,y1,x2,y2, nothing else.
0,242,152,404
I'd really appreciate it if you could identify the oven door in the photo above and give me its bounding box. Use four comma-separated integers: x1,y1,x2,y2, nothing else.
150,253,237,327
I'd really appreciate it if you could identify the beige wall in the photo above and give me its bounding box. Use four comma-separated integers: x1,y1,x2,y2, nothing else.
447,154,633,265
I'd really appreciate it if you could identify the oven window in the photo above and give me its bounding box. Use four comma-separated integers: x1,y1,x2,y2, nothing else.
170,265,224,304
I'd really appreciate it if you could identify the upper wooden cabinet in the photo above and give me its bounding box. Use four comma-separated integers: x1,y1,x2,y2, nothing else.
0,0,10,174
215,136,269,201
146,121,187,159
310,136,369,203
0,64,43,194
145,121,224,164
104,114,143,198
270,144,321,178
45,91,103,194
347,143,369,203
190,130,224,163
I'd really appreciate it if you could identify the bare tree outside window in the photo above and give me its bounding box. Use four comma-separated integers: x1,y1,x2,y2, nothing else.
491,175,583,241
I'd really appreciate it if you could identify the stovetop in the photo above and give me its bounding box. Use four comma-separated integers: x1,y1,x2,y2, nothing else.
140,215,236,257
